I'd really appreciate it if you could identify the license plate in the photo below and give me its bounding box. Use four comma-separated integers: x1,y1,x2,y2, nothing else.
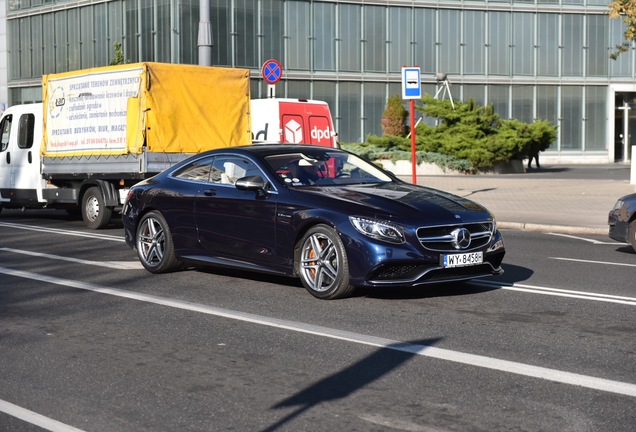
442,251,483,268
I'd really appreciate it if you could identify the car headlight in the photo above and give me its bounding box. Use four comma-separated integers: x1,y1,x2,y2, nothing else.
349,216,405,244
612,200,624,211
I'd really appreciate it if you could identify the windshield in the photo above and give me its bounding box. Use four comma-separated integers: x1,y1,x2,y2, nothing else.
265,151,393,187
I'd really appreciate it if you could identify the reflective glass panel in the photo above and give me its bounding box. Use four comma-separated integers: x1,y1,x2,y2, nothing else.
561,86,583,150
585,87,606,151
439,9,460,74
586,15,608,77
414,8,436,76
388,7,412,73
314,2,336,71
562,14,584,76
339,82,362,142
537,13,558,76
287,0,310,70
488,12,510,76
513,13,534,76
364,5,386,73
464,11,485,75
339,3,361,72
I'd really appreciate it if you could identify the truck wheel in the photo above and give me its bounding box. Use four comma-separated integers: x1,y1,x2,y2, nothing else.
82,186,113,229
136,211,181,273
297,224,354,300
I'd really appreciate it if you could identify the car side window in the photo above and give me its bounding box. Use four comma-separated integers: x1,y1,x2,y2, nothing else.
211,155,263,185
173,156,216,182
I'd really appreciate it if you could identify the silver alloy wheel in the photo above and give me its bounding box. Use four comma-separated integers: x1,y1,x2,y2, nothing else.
137,216,165,267
300,232,340,292
84,195,99,222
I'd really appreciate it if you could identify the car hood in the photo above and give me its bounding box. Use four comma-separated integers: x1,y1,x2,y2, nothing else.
296,182,493,223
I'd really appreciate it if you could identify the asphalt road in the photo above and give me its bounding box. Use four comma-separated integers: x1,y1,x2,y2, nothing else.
0,209,634,432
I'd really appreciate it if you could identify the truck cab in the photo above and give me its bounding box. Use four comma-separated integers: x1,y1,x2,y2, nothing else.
0,104,45,210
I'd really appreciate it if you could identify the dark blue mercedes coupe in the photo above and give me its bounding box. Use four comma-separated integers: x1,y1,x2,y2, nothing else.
122,145,505,299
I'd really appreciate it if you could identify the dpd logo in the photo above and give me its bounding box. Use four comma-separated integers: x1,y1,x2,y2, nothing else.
311,126,331,142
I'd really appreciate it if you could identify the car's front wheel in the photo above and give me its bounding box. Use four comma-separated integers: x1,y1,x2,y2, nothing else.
136,211,181,273
628,220,636,252
298,225,354,299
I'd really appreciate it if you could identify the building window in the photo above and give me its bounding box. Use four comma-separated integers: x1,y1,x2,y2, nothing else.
586,15,608,77
286,0,310,71
261,0,284,65
512,12,534,76
462,84,486,106
210,0,231,66
488,85,510,119
339,82,362,142
488,11,510,76
234,0,258,67
537,13,558,77
339,3,361,73
512,86,533,123
313,2,336,71
414,8,436,77
585,86,607,151
439,9,461,74
388,6,412,74
609,19,632,78
464,11,485,75
80,7,94,68
363,82,385,138
562,14,584,77
561,86,583,150
537,86,558,152
363,5,386,73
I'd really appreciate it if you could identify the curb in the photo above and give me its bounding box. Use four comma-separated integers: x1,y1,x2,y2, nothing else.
498,221,607,236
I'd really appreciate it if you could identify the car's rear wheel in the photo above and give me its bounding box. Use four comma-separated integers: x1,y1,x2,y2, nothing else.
136,211,181,273
628,220,636,252
298,225,354,299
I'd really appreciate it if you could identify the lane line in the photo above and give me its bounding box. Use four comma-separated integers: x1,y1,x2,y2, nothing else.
546,232,622,245
0,222,124,242
1,266,635,398
472,280,636,306
0,247,143,270
0,399,87,432
550,256,636,268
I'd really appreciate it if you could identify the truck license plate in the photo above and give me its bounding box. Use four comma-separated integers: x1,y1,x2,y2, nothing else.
442,251,483,268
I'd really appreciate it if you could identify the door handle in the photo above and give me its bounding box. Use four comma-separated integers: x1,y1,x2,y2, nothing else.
28,151,32,164
5,152,9,164
203,189,217,196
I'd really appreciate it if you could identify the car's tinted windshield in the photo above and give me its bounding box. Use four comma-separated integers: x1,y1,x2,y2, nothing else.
265,151,393,186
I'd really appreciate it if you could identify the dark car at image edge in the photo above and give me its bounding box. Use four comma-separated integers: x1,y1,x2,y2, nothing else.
122,144,505,299
608,192,636,252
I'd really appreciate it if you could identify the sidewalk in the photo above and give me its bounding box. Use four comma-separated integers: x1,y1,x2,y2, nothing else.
400,165,636,235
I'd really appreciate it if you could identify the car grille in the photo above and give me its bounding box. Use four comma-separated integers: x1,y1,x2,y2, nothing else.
417,222,494,252
368,254,504,285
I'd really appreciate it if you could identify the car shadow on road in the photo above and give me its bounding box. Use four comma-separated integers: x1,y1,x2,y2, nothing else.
261,337,443,432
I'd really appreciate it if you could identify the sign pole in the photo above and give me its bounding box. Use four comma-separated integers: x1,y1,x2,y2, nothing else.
401,66,421,185
410,99,416,185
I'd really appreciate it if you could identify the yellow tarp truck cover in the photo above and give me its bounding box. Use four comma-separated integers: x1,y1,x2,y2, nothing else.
42,62,251,157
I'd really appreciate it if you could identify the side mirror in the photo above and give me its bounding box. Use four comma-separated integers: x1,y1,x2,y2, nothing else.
235,175,267,191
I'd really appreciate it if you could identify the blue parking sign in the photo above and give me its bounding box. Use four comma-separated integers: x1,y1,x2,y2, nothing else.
401,67,421,100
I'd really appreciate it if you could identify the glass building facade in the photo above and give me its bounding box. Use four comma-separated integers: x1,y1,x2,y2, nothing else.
3,0,636,162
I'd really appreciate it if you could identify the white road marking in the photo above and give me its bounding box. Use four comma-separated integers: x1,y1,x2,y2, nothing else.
473,280,636,306
0,399,87,432
0,247,143,270
0,222,124,242
551,256,636,268
546,232,622,245
1,266,635,398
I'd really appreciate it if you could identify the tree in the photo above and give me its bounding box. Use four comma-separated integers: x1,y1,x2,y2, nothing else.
109,42,130,65
381,95,408,137
609,1,636,59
